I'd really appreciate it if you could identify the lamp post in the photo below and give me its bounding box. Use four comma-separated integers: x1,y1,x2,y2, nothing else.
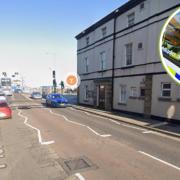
46,52,57,93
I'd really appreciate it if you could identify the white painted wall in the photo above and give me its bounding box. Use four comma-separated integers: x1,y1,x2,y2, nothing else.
113,76,145,114
151,74,180,120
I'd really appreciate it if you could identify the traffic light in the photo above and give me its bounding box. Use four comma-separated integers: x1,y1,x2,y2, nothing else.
53,79,57,87
2,72,7,77
52,70,56,78
60,81,64,89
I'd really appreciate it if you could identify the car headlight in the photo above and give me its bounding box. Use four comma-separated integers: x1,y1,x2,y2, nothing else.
0,112,6,117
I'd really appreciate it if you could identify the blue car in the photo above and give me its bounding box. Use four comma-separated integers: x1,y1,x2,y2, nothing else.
46,93,68,107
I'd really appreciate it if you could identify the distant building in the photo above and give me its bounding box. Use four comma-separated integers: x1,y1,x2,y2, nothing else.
76,0,180,121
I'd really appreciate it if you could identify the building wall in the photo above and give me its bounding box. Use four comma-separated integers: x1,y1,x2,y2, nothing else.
78,80,95,106
151,74,180,120
76,0,180,120
113,76,145,114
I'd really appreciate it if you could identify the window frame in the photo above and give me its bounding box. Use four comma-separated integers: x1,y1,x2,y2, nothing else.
140,87,145,97
86,36,89,46
100,51,106,70
140,3,145,11
101,27,107,38
119,85,127,104
85,57,89,73
130,87,137,97
84,85,88,100
161,83,171,97
127,12,135,27
125,43,133,66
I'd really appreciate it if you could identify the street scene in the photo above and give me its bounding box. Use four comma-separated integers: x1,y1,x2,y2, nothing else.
161,9,180,83
0,93,180,180
0,0,180,180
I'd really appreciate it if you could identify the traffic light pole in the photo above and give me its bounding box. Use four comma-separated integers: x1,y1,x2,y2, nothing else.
52,70,57,93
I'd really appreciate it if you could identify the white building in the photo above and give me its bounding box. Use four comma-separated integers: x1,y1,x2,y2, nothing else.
76,0,180,121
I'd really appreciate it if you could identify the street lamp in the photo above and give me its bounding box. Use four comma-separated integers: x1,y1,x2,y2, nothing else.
46,52,57,93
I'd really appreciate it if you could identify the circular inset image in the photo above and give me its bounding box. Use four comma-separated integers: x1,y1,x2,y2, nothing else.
159,8,180,84
64,73,81,89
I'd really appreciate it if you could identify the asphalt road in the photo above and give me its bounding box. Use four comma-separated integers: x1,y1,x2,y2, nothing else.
1,93,180,180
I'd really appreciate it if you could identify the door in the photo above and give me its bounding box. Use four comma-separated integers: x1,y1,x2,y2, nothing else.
99,85,105,109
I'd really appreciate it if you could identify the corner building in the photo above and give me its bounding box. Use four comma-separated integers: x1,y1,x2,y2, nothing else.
76,0,180,121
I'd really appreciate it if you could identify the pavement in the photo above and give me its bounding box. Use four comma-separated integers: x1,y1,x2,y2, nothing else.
72,105,180,138
0,93,180,180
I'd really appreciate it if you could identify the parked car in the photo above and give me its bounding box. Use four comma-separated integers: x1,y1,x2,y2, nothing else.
14,89,22,93
0,92,6,101
0,100,12,119
31,92,42,99
46,93,68,107
3,89,13,96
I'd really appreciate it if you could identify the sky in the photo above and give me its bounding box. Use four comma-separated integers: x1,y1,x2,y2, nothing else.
0,0,127,87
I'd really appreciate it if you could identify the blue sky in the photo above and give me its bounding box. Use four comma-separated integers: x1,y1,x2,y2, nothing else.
0,0,127,87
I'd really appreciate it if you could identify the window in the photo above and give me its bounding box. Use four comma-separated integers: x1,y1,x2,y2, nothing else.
84,85,88,100
125,43,133,65
161,83,171,97
100,51,106,70
119,85,127,103
138,42,143,49
130,87,137,97
140,87,145,97
85,57,89,73
140,3,144,10
101,27,107,38
86,37,89,46
128,12,135,27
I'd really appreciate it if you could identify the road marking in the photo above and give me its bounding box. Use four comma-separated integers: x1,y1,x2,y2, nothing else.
120,124,144,131
0,164,7,169
18,110,55,145
143,130,153,134
71,108,147,132
138,151,180,171
0,149,4,154
107,119,121,125
21,94,33,101
149,122,169,128
0,154,5,158
48,109,111,138
75,173,85,180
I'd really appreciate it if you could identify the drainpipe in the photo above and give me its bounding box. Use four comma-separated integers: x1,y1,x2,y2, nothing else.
111,11,118,110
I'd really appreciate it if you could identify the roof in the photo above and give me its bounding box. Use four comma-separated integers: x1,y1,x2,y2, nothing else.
75,0,145,39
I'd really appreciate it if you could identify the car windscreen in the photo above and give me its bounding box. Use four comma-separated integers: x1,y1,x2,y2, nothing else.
33,92,41,95
52,94,63,99
0,102,8,107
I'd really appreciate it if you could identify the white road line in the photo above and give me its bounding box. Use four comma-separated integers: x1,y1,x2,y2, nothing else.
48,109,111,138
142,130,153,134
18,110,55,145
107,119,121,125
121,124,144,131
21,94,33,101
75,173,85,180
150,122,169,128
138,151,180,171
70,108,146,132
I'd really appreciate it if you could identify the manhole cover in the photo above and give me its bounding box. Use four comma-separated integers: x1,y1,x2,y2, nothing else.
58,156,98,175
18,106,31,110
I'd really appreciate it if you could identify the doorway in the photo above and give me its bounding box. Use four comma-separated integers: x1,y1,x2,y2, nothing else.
99,85,105,109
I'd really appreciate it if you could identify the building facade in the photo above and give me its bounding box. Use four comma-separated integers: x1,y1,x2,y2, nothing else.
76,0,180,121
